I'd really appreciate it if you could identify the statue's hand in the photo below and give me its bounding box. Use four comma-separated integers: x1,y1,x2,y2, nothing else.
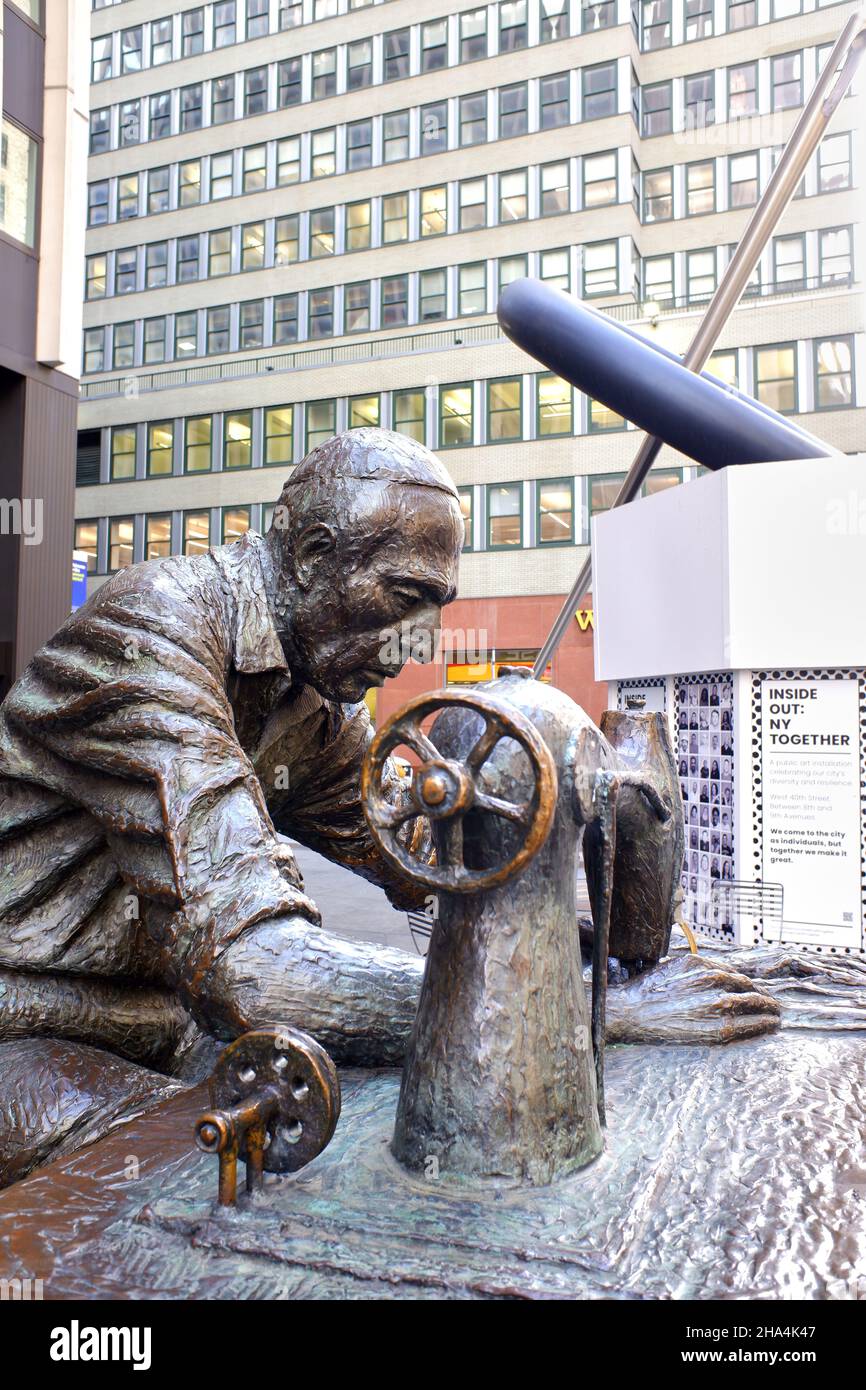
603,952,781,1045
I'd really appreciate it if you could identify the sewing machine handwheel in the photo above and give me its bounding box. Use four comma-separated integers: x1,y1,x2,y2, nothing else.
208,1025,340,1174
362,689,557,894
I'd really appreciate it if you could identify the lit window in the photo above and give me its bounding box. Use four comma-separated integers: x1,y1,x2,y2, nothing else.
500,170,528,223
644,254,674,302
687,248,716,302
383,193,409,244
487,378,521,441
306,399,336,451
499,255,527,293
458,488,473,550
346,201,372,251
243,145,267,193
224,411,252,469
815,338,853,409
421,187,447,238
541,162,569,216
110,518,135,571
210,152,234,200
458,262,486,316
311,129,336,178
222,506,250,545
86,255,107,301
539,478,574,544
686,161,714,216
75,520,99,573
755,343,797,414
773,234,805,290
708,350,738,387
147,421,174,476
118,174,140,219
583,241,618,297
183,511,211,557
459,178,486,231
589,400,625,432
487,484,522,547
277,137,300,186
185,416,212,472
583,151,618,208
265,406,293,465
345,281,371,333
275,215,299,266
394,390,425,444
643,168,672,222
349,395,380,429
440,384,473,448
209,228,233,277
538,375,572,436
540,247,569,290
179,161,201,207
729,152,758,208
83,328,106,375
111,427,136,480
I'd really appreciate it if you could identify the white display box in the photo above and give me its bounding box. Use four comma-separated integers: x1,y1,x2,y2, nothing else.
592,457,866,955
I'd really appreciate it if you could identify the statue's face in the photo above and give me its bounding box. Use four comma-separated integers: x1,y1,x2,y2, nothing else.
285,487,462,703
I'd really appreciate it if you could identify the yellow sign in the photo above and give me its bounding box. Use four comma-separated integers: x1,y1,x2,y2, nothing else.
574,609,595,632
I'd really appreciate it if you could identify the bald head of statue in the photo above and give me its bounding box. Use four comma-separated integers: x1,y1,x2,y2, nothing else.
263,428,464,703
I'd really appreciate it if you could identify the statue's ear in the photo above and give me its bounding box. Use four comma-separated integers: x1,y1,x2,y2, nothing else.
293,523,336,589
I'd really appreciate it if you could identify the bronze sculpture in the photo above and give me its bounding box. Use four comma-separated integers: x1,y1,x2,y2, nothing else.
0,427,778,1190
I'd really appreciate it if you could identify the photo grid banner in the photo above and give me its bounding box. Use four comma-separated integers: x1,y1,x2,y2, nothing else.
675,673,735,941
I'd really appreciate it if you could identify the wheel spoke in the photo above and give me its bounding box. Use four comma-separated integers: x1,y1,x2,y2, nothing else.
438,818,464,870
473,791,530,825
375,800,419,830
397,722,440,765
465,716,505,773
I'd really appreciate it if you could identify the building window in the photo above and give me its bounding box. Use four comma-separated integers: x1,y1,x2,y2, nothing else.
278,57,302,108
384,28,410,81
421,100,448,155
264,406,293,465
222,506,250,545
279,0,302,22
111,427,136,480
183,511,211,557
819,226,852,284
459,262,486,316
772,53,802,111
345,119,372,172
589,476,624,515
338,203,367,254
309,287,334,338
460,8,487,62
89,107,110,155
384,111,410,163
274,209,299,264
110,518,135,572
487,484,522,548
85,255,107,301
224,411,252,468
381,274,409,328
642,469,681,498
498,255,526,294
687,248,716,302
583,151,618,208
274,294,299,343
185,416,212,472
118,174,140,219
179,161,201,207
147,421,173,476
146,515,172,561
756,343,797,413
243,67,267,117
246,0,268,38
383,193,409,244
728,62,757,118
83,328,105,375
583,62,617,120
121,27,143,74
500,0,528,50
644,253,674,302
310,207,335,258
543,0,570,40
206,305,231,355
641,0,671,49
277,137,300,186
311,129,336,179
175,235,199,284
684,72,714,129
420,268,447,321
818,132,852,194
773,233,805,290
349,394,380,429
500,170,528,223
394,390,426,444
685,0,713,38
348,38,373,90
345,281,371,332
147,166,170,215
143,317,167,364
75,520,99,573
815,337,853,409
460,93,487,147
590,397,625,431
239,299,264,348
642,82,672,137
214,1,236,47
149,92,172,141
144,242,168,288
180,84,203,132
242,145,266,193
113,322,135,369
0,120,37,247
686,161,715,216
115,248,137,295
91,35,112,83
538,374,573,435
538,72,568,130
312,48,337,100
87,182,109,230
487,378,522,441
583,241,618,297
306,399,336,451
500,84,528,139
538,478,574,544
534,163,568,219
209,228,232,277
421,19,448,72
212,76,235,125
643,168,672,222
459,178,487,231
152,17,174,64
540,247,570,290
119,100,141,147
708,349,738,386
729,152,758,208
727,0,755,27
440,384,473,448
417,186,445,238
182,9,204,57
175,312,198,359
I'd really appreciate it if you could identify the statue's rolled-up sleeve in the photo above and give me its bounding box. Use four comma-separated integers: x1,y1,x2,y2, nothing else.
2,578,320,998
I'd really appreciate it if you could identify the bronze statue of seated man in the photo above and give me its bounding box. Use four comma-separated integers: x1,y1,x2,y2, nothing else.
0,429,778,1187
